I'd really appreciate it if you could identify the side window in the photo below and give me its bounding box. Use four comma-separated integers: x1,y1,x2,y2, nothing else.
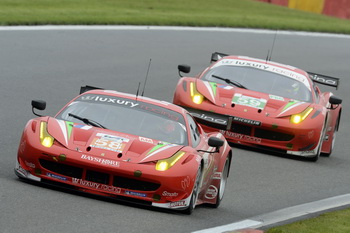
186,114,201,147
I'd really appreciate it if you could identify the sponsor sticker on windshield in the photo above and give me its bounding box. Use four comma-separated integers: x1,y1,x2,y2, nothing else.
232,94,267,109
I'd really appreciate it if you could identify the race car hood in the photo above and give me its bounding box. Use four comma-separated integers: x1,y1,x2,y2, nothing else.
196,80,312,117
46,118,184,163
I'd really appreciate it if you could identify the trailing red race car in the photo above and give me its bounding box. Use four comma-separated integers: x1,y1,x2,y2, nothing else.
173,52,342,161
15,86,232,214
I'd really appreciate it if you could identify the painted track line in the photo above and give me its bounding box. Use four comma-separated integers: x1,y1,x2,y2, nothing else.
192,193,350,233
1,25,350,38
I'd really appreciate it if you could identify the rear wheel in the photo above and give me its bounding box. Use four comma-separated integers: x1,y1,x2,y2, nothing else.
183,164,202,215
207,156,230,208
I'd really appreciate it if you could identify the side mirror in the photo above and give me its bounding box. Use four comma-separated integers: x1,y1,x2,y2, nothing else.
329,95,342,105
32,100,46,116
178,64,191,77
328,95,342,110
208,137,224,148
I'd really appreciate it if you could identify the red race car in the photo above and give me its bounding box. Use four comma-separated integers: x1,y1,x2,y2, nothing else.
15,86,232,214
173,52,342,161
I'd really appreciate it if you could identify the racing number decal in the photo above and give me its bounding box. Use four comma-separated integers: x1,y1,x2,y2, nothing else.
232,94,267,109
90,133,129,153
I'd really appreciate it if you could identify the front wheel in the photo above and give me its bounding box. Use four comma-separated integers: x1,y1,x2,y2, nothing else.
207,156,230,208
183,164,202,215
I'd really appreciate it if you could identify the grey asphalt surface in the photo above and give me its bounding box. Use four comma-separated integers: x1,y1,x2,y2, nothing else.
1,26,350,233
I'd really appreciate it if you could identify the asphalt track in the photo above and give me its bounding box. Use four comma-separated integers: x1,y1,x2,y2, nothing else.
1,26,350,233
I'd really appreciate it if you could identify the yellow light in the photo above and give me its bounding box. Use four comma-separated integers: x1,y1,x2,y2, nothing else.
193,94,204,104
40,122,54,147
290,107,313,124
190,82,204,104
155,151,185,171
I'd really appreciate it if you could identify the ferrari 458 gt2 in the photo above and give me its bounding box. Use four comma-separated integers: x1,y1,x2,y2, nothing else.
15,86,232,214
173,52,342,161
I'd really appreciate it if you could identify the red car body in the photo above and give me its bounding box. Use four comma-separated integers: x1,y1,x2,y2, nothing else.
15,87,232,214
173,52,342,161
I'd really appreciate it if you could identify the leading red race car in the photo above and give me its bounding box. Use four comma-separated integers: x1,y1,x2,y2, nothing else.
173,52,342,161
15,86,232,214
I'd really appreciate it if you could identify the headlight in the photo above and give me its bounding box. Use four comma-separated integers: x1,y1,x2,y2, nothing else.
155,151,185,171
190,82,204,104
290,107,313,124
40,122,54,147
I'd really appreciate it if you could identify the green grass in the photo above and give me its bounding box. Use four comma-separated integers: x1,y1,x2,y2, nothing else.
1,0,350,231
0,0,350,34
266,208,350,233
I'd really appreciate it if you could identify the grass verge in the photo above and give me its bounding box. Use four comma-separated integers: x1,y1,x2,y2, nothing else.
0,0,350,34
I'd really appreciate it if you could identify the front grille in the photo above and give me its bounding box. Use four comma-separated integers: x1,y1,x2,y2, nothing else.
86,170,109,184
40,159,83,178
113,176,160,191
39,159,160,192
254,128,294,141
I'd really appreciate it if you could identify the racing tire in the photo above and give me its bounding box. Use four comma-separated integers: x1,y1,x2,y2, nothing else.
306,121,326,162
207,156,230,208
183,164,202,215
322,116,340,157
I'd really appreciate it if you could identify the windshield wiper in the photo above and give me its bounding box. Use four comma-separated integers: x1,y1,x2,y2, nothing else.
212,74,248,89
68,113,107,129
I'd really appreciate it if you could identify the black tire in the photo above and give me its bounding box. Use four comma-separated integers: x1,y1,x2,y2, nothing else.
322,116,340,157
207,156,230,208
183,164,202,215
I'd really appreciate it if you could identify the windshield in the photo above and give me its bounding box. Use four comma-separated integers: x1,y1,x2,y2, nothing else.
56,94,188,145
203,65,312,102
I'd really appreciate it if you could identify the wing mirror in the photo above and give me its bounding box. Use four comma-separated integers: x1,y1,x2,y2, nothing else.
32,100,46,117
178,64,191,77
198,137,224,153
328,96,342,110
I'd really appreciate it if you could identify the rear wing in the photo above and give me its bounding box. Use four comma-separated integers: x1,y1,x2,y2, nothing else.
307,72,340,90
80,85,103,94
211,52,229,63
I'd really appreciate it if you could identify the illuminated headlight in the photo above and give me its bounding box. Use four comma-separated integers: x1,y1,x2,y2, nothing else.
290,107,313,124
40,122,54,147
190,82,204,104
155,151,185,171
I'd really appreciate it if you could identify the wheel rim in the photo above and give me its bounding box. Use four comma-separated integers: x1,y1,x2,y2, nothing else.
191,166,202,210
219,158,229,200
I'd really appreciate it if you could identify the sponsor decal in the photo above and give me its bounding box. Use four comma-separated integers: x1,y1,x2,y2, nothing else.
125,191,147,197
269,95,285,101
81,95,139,108
212,172,222,180
74,124,92,130
162,191,179,197
90,133,129,153
205,185,218,200
25,161,35,169
139,104,179,121
232,116,261,126
232,94,267,109
181,176,191,190
72,178,121,194
47,172,67,181
217,84,233,90
191,112,227,125
80,154,120,167
139,137,153,144
221,130,262,143
213,59,311,90
170,201,186,208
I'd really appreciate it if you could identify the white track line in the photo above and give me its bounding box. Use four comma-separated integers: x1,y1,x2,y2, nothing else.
0,25,350,38
193,193,350,233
